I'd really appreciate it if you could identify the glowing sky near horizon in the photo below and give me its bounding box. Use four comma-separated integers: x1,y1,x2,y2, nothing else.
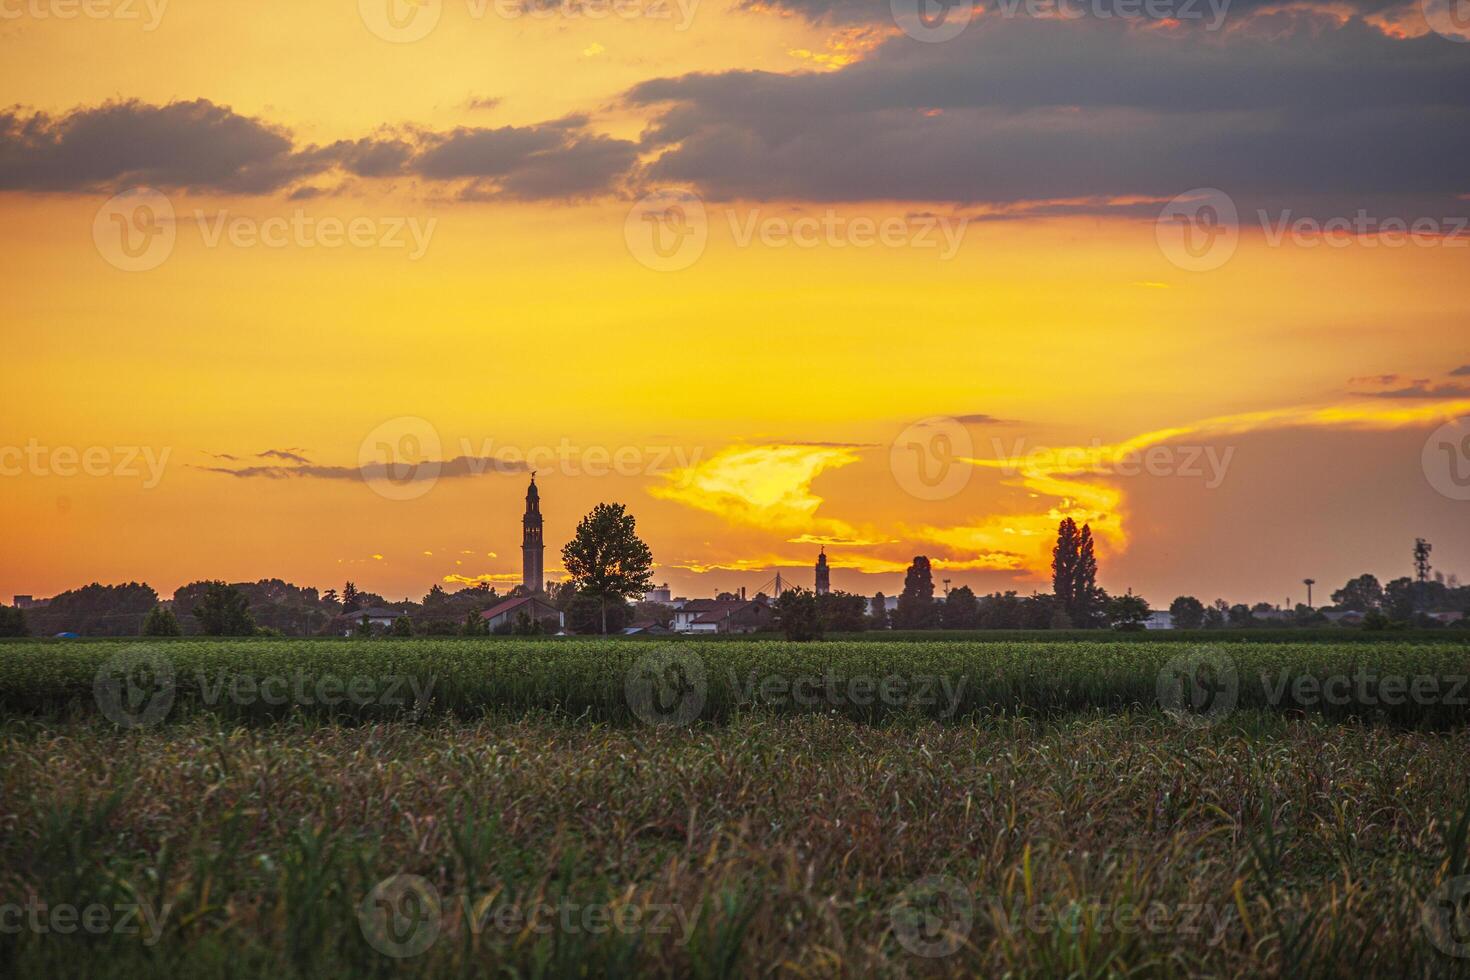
2,0,1468,606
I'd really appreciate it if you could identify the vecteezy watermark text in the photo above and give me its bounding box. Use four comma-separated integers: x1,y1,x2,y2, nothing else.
94,188,437,272
0,898,173,944
625,191,970,271
0,440,170,488
0,0,167,29
728,669,968,718
358,874,696,958
94,648,436,728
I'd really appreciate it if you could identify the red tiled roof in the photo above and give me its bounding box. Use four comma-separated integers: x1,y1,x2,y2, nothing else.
480,595,558,620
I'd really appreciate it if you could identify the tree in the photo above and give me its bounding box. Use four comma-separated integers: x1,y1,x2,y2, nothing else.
1383,577,1417,622
560,502,655,634
354,615,374,637
1331,574,1383,612
894,557,940,629
511,610,544,635
565,591,632,634
342,581,362,614
0,606,29,637
1051,518,1080,612
1228,603,1253,627
1071,524,1105,627
869,593,889,630
1202,600,1228,629
1107,591,1150,630
460,610,489,636
817,591,868,633
775,588,823,641
141,606,181,637
1168,596,1206,630
192,582,255,636
391,615,414,637
940,585,981,629
632,600,675,628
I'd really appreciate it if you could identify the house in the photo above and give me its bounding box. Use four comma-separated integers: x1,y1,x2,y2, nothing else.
622,621,673,635
1322,610,1366,626
673,597,773,634
1144,610,1174,630
480,594,564,633
338,607,407,635
1426,610,1465,625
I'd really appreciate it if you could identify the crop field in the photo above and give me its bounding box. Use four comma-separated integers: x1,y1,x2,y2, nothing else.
3,637,1470,977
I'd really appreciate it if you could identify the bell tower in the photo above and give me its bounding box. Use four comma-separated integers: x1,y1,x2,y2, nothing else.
814,547,830,595
522,473,544,594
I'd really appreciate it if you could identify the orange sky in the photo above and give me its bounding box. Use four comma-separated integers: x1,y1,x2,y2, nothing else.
2,0,1468,607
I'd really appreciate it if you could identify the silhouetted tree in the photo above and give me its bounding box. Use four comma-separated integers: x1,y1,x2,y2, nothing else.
560,502,655,634
565,591,632,634
817,591,868,632
894,557,940,629
512,610,544,635
391,615,414,637
342,582,362,614
1052,518,1080,612
775,588,823,641
1072,524,1105,627
1169,596,1206,630
940,585,981,629
141,606,181,637
0,606,28,637
1107,591,1150,630
192,582,255,636
1331,574,1384,612
869,592,889,630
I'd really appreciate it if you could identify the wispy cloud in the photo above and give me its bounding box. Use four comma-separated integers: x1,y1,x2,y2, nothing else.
195,454,529,481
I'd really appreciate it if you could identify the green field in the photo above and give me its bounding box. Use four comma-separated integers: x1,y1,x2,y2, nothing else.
3,637,1470,977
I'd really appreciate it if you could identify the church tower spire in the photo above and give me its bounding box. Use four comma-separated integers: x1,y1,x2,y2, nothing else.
814,547,830,595
521,473,544,594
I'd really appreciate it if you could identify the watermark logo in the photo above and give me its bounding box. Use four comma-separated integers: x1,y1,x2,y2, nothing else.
890,416,973,501
359,874,442,958
94,188,175,272
625,189,708,272
1156,188,1238,272
93,646,176,729
1423,875,1470,958
1156,647,1237,728
1423,0,1470,41
360,0,442,41
890,875,972,957
890,0,973,42
359,416,443,501
1423,417,1470,501
625,647,706,726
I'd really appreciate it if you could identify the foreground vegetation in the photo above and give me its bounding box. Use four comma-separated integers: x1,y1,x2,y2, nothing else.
1,637,1468,727
3,712,1470,977
3,637,1469,976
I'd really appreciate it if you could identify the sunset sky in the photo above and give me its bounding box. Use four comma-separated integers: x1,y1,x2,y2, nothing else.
2,0,1468,607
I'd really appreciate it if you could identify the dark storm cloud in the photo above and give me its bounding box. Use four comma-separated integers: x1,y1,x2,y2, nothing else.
0,100,636,200
411,124,638,198
0,100,322,193
628,16,1470,210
